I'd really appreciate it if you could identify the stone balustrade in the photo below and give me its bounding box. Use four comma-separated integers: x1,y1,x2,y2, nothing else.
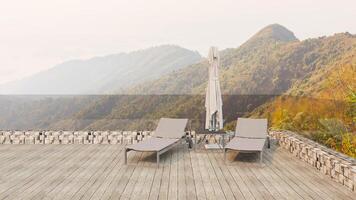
270,130,356,192
0,130,154,145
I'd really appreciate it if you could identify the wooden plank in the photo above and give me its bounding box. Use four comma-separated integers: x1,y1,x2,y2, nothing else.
197,150,217,200
226,152,263,200
211,151,245,199
10,145,90,200
0,145,43,170
89,145,126,200
41,145,104,199
108,150,142,199
139,155,157,200
268,148,355,199
190,149,207,200
264,149,332,200
48,145,112,199
254,159,294,200
78,145,124,200
206,151,235,199
168,146,178,200
148,150,166,200
266,149,332,199
67,145,121,200
119,151,145,200
183,146,197,200
177,144,187,200
0,145,53,177
257,155,305,200
0,145,72,199
275,147,355,198
158,150,172,200
130,152,152,200
240,161,274,200
202,151,226,199
33,145,104,200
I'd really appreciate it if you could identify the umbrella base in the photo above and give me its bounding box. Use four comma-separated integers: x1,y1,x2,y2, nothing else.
204,143,223,149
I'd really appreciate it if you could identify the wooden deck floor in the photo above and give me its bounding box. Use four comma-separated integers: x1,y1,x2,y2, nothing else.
0,143,354,200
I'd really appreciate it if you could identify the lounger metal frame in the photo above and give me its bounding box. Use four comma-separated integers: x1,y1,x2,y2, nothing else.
223,136,270,164
124,137,185,166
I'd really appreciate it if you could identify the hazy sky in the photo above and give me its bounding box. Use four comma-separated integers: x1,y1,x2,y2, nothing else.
0,0,355,84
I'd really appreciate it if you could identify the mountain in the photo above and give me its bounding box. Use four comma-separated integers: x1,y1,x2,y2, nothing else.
74,24,355,130
128,24,300,95
0,45,201,94
0,24,354,132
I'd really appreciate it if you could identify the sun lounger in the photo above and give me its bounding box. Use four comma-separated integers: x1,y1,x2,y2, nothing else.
125,118,188,165
224,118,269,163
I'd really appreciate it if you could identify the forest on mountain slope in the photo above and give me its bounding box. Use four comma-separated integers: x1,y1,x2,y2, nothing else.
250,50,356,157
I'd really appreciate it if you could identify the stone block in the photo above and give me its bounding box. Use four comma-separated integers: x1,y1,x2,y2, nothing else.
325,157,332,168
25,137,35,144
344,167,350,178
10,135,16,140
93,138,100,144
74,137,83,144
109,139,118,144
338,174,345,184
35,139,42,144
344,178,354,190
12,139,20,144
0,136,4,144
39,135,45,141
53,140,60,144
335,162,341,173
351,167,356,187
45,138,52,144
61,139,69,144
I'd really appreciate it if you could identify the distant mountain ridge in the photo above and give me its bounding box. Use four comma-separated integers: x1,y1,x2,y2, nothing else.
0,45,201,94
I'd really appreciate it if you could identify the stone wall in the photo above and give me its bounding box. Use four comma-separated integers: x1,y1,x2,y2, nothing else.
270,131,356,192
0,130,154,145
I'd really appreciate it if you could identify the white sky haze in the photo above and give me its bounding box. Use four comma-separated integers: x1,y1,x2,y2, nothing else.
0,0,355,84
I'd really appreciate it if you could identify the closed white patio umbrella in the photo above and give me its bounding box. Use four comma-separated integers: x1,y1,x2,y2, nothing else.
205,47,223,131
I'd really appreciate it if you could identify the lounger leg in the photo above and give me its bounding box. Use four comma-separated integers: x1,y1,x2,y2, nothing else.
157,152,160,166
260,151,263,164
224,148,227,162
124,148,128,164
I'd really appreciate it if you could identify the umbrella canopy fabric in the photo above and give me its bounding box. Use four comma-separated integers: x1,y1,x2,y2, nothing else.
205,47,223,131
